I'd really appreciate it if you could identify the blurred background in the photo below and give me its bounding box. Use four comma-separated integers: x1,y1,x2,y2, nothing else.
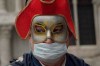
0,0,100,66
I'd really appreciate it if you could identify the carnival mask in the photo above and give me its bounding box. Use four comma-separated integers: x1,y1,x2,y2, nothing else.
31,16,68,43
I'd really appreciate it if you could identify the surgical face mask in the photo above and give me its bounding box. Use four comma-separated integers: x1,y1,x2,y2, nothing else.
31,16,68,43
32,43,67,64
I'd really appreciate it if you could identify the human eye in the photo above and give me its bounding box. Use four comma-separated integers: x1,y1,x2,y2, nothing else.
34,24,46,33
52,24,63,34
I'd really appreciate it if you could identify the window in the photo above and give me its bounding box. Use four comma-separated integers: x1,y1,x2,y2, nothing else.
69,0,96,45
77,0,96,45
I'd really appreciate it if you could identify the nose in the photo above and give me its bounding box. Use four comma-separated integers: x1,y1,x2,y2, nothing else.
44,30,54,44
44,38,54,44
47,30,51,38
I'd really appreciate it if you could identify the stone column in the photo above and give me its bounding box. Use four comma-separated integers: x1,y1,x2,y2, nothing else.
92,1,100,66
0,0,6,13
15,0,22,12
0,25,12,66
93,0,100,53
97,4,100,54
72,0,80,47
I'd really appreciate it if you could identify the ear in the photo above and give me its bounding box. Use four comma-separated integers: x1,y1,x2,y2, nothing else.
29,37,33,43
29,33,35,44
29,37,34,50
26,30,31,39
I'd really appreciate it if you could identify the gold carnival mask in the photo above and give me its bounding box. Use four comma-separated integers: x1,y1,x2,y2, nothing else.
31,16,68,43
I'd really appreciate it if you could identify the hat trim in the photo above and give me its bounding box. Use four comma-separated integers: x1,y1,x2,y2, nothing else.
15,0,32,39
40,0,55,4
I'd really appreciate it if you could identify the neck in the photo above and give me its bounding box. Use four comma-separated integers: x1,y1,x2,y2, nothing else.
40,55,66,66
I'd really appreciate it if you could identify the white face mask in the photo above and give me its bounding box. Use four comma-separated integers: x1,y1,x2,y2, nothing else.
32,43,67,64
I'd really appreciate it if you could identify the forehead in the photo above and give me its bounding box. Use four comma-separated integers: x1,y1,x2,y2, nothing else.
32,16,66,26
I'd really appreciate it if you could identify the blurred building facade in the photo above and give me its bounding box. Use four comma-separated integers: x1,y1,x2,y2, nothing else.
0,0,100,66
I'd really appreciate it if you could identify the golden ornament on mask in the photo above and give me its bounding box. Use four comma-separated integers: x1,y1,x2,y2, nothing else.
34,23,46,34
51,23,64,34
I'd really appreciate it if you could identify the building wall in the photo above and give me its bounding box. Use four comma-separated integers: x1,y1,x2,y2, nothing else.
0,0,100,66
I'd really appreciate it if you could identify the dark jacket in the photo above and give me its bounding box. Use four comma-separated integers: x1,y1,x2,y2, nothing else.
10,52,90,66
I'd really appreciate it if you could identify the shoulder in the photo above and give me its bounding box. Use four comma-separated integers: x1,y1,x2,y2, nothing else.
9,53,32,66
66,53,90,66
9,56,24,66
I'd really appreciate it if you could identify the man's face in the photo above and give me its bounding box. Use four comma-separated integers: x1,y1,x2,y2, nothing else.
31,16,68,44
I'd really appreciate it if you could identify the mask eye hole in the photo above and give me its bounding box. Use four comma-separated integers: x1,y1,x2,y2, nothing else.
34,24,46,33
52,24,63,33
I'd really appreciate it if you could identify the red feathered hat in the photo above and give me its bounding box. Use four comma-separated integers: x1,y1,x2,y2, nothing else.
15,0,76,39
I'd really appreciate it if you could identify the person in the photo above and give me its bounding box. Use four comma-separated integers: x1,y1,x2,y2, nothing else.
9,0,90,66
